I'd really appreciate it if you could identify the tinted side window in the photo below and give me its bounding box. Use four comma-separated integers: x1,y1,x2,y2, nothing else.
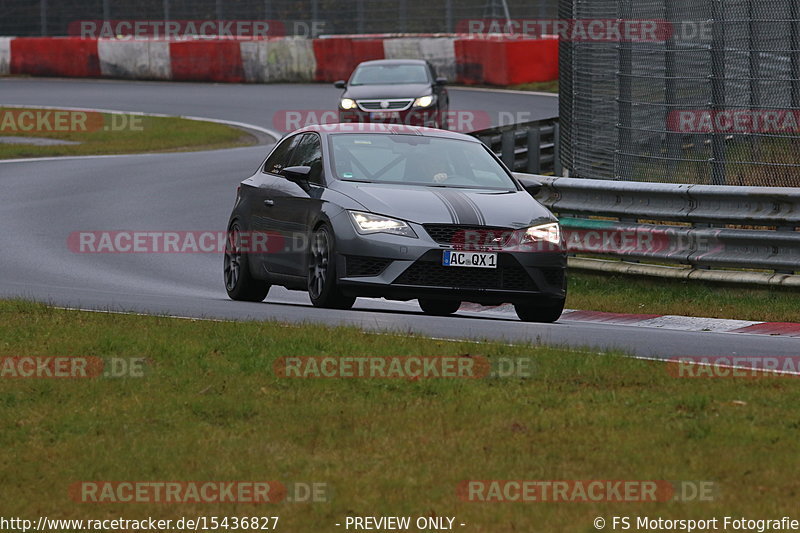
289,133,324,185
263,135,300,175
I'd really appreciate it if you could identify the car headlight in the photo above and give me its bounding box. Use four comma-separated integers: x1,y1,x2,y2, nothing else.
348,211,417,238
413,95,435,108
340,98,357,110
507,222,562,251
523,223,561,245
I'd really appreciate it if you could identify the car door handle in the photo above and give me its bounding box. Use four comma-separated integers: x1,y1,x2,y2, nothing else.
263,199,274,207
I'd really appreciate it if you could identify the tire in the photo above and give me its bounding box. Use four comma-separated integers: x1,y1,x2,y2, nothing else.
514,299,565,323
224,220,270,302
308,225,356,310
418,298,461,316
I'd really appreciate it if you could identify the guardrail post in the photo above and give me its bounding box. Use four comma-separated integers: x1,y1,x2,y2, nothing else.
527,127,541,174
554,123,562,176
501,130,515,169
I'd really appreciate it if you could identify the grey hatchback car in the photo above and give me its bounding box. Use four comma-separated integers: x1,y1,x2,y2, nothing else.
224,123,566,322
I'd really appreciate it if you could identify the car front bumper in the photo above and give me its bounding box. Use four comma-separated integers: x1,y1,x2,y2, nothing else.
331,215,567,306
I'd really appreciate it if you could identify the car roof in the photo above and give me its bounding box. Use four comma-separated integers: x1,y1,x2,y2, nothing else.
293,123,482,142
355,59,429,67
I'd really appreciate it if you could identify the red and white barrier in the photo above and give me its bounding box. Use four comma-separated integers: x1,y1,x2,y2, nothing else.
1,35,558,86
384,37,457,80
455,36,558,85
98,39,171,80
240,38,316,82
10,37,101,77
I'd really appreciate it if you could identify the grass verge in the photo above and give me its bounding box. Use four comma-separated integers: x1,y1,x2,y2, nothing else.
508,80,559,93
567,271,800,322
0,107,258,159
1,300,799,531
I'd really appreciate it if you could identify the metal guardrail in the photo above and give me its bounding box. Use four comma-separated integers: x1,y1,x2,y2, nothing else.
519,174,800,285
472,119,561,176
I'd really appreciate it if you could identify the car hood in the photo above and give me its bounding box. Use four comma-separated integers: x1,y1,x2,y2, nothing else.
333,182,556,227
343,83,431,100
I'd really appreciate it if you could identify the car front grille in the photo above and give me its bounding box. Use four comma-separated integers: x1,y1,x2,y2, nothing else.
423,224,514,248
393,260,537,291
345,256,392,277
356,99,414,112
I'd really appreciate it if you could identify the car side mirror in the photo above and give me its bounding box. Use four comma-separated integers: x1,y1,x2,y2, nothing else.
435,77,448,86
282,165,311,183
514,175,543,197
334,80,346,89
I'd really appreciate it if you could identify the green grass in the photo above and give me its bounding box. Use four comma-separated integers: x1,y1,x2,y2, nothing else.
455,80,559,93
567,271,800,322
508,80,559,93
0,107,257,159
1,300,800,531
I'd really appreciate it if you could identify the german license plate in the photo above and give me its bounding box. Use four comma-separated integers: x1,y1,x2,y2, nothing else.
442,251,497,269
370,111,399,120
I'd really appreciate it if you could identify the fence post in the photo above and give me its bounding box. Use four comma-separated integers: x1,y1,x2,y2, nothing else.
710,0,727,185
311,0,319,34
445,0,453,33
616,0,633,181
357,0,365,34
103,0,110,22
216,0,223,21
40,0,47,36
664,0,680,176
791,0,800,109
748,0,762,162
163,0,170,21
399,0,408,33
527,127,541,174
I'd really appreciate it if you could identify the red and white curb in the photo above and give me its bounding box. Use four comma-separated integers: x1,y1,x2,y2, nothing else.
457,303,800,337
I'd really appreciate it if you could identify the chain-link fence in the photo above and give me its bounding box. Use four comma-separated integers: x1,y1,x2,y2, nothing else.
1,0,556,38
560,0,800,186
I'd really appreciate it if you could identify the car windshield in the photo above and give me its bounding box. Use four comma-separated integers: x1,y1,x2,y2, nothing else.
329,134,518,190
349,64,429,85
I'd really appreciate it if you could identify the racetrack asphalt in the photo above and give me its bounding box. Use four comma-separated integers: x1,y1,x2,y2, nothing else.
2,77,798,359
